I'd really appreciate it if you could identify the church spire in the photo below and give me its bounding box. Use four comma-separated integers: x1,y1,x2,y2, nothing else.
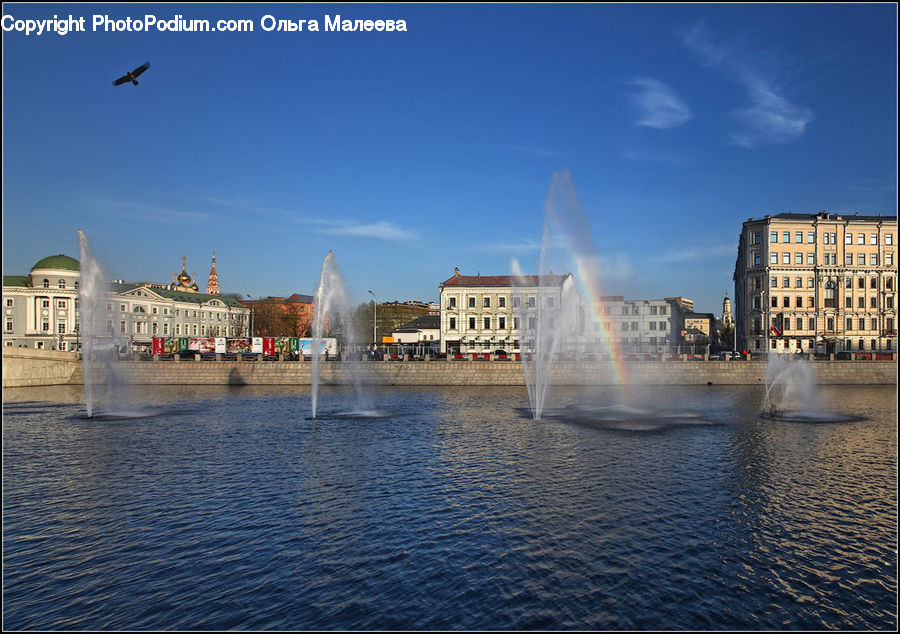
206,251,220,295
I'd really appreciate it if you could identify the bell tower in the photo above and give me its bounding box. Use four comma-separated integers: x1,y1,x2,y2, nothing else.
206,251,220,295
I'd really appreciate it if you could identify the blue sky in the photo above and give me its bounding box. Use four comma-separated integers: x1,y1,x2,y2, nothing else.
2,3,896,313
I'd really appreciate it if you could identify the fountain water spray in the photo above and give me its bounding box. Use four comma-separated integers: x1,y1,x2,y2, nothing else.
310,251,372,419
762,353,821,419
515,171,610,420
77,230,117,418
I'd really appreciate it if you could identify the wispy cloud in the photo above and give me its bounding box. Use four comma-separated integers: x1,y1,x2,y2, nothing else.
99,199,212,223
318,220,418,241
728,72,814,148
622,147,689,166
677,22,814,148
653,242,736,263
506,145,566,160
677,23,730,68
207,197,419,242
472,238,543,254
626,78,692,129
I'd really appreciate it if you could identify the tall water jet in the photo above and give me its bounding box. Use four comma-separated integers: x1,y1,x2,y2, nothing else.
516,171,616,420
77,229,116,418
310,251,372,419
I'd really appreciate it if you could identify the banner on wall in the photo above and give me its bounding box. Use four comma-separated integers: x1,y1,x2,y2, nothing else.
226,338,251,354
251,337,263,354
215,338,226,354
152,337,165,355
263,337,275,356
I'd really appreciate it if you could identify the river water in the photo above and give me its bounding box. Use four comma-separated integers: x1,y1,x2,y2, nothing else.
2,384,897,630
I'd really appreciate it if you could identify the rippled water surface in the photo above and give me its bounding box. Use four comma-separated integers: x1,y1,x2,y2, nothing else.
3,384,897,630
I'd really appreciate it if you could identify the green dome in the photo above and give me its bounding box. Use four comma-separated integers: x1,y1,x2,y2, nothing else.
31,254,80,271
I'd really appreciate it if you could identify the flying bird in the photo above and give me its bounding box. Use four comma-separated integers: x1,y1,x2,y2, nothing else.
113,61,150,86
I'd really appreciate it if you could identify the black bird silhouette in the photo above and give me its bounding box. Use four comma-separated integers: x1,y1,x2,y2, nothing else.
113,61,150,86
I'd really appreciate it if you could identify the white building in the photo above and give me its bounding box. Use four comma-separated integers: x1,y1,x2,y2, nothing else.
438,268,573,355
438,268,690,356
3,254,250,352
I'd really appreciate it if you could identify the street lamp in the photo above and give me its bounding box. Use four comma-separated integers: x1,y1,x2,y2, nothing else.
246,294,254,337
368,290,377,347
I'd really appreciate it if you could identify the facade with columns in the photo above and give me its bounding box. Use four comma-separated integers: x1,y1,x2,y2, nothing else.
3,253,248,352
733,212,897,354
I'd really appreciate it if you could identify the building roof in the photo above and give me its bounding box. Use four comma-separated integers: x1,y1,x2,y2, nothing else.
440,273,569,288
3,275,31,287
394,315,440,332
748,212,897,224
31,254,80,271
110,282,245,307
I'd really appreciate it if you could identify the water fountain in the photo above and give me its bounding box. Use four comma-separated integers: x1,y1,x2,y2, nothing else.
761,353,855,422
77,229,115,418
309,251,375,419
515,171,613,420
515,172,717,429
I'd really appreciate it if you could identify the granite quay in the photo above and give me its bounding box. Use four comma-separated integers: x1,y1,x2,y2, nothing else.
3,348,896,388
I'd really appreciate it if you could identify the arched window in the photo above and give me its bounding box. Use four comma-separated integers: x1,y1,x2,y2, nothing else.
58,280,66,289
42,279,50,288
824,280,836,308
74,281,79,289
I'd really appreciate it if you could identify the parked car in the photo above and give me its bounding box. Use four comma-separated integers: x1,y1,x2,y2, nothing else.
714,351,740,360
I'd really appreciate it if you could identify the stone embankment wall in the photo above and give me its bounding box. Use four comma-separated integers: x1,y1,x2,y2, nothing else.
80,357,897,387
2,348,83,387
3,350,897,388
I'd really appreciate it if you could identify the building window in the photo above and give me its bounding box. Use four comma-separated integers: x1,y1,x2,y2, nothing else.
754,231,761,244
164,323,169,335
845,253,853,265
499,317,506,329
754,253,761,266
772,296,778,308
870,234,877,245
870,254,878,265
870,297,877,308
824,281,836,308
468,297,475,308
809,317,816,330
5,318,12,331
483,317,491,329
846,318,853,331
468,317,475,330
771,231,778,243
783,277,790,288
807,231,814,243
42,279,50,288
796,232,803,243
782,253,790,264
772,277,778,288
887,253,894,266
448,297,457,309
784,296,791,308
807,253,815,265
845,297,853,309
58,280,66,289
483,297,490,308
845,233,853,244
498,297,506,308
120,321,126,333
770,253,778,264
885,234,893,245
782,231,790,243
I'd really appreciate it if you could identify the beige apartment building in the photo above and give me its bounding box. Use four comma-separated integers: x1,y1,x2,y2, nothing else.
733,212,897,355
